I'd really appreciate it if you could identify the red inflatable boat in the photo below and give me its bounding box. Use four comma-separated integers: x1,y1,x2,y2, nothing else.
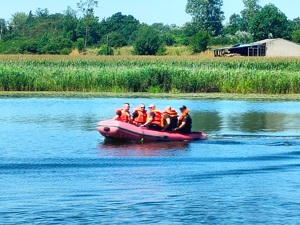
97,120,207,142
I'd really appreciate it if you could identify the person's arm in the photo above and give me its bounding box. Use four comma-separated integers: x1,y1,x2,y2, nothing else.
161,117,171,131
140,112,154,127
112,110,121,120
127,112,133,124
174,121,186,131
141,117,153,127
174,116,186,131
132,111,138,119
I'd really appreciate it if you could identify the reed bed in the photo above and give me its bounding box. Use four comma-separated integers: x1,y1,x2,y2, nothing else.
0,55,300,94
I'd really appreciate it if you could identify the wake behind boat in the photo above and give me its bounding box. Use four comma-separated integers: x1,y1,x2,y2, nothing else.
97,120,207,142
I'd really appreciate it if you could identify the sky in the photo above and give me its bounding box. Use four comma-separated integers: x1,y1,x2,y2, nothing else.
0,0,299,26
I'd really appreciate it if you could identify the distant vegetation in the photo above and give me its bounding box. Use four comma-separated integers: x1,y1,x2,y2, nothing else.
0,0,299,55
1,55,300,94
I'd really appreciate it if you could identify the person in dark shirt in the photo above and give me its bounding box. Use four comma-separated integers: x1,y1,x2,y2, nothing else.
174,105,192,134
161,106,178,132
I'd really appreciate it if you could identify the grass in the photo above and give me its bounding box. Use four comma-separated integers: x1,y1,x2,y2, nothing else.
0,55,300,94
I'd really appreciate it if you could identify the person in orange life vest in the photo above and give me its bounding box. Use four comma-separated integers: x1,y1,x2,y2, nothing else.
140,104,162,131
112,103,131,123
173,105,192,134
161,106,178,132
132,104,147,126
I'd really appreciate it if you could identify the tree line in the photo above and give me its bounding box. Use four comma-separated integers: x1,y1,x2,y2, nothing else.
0,0,299,55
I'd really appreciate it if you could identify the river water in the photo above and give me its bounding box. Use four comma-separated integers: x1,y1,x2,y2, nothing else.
1,97,300,224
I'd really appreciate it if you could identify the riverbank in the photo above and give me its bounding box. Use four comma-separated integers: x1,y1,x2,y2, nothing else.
1,91,300,101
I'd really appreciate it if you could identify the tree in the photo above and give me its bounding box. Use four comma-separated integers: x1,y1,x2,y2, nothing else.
63,7,78,42
249,4,289,41
0,19,8,40
106,32,127,48
134,26,163,55
186,0,225,36
9,12,28,36
240,0,261,31
223,13,243,35
77,0,98,47
290,17,300,32
98,12,139,46
234,31,253,43
35,8,50,18
189,30,210,53
292,29,300,43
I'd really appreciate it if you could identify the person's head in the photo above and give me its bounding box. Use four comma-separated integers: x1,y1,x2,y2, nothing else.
123,103,130,112
148,104,156,111
179,105,187,112
139,104,146,111
165,106,171,111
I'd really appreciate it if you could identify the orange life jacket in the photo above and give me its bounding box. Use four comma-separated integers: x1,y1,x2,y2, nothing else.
161,109,178,127
116,108,130,123
147,109,162,127
178,109,190,126
132,108,147,125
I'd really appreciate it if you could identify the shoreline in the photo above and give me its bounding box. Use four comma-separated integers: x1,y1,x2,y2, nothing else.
0,91,300,101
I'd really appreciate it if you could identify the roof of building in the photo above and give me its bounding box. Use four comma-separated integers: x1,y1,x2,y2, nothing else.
214,39,280,51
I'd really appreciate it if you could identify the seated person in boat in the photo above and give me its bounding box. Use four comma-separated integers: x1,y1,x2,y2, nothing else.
113,103,132,123
161,106,178,132
132,104,147,126
140,104,162,131
173,105,192,134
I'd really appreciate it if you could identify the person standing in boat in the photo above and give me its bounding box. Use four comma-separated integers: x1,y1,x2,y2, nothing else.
113,103,131,123
140,104,162,131
132,104,147,126
161,106,178,132
173,105,192,134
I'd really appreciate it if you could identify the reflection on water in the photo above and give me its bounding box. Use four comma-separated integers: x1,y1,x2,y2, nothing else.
192,110,300,135
99,141,190,157
228,112,287,133
193,111,222,133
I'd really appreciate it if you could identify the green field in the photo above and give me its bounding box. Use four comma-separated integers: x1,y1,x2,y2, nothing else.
0,55,300,94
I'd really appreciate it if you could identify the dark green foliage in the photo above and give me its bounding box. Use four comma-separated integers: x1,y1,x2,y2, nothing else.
240,0,261,31
19,40,39,54
97,45,114,55
133,26,163,55
76,38,85,52
106,32,127,48
223,14,243,35
292,29,300,43
249,4,289,40
189,31,210,53
98,12,140,46
186,0,225,36
0,0,297,55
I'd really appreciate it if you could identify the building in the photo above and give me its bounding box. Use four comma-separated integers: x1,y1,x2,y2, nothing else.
214,39,300,57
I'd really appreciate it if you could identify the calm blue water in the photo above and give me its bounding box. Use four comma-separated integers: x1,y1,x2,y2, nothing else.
1,97,300,224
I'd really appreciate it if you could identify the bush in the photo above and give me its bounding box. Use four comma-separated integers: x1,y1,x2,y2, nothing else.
97,44,114,55
134,26,163,55
19,40,39,54
189,31,210,53
0,39,28,54
60,48,72,55
292,29,300,43
76,38,85,53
